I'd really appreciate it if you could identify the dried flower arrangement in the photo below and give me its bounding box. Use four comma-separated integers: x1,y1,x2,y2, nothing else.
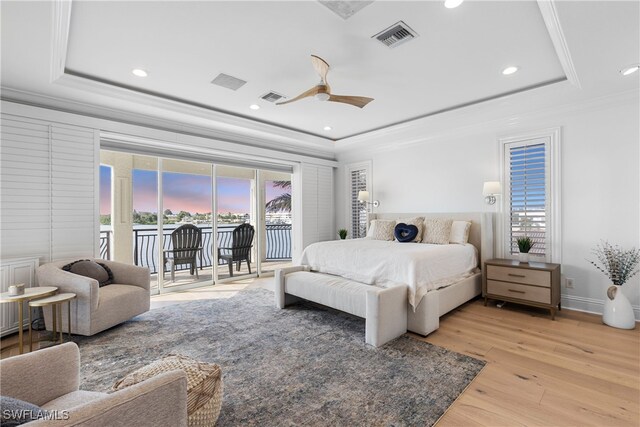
588,241,640,287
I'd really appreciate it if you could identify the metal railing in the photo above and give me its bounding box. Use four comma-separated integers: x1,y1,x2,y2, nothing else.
99,230,110,260
104,224,292,274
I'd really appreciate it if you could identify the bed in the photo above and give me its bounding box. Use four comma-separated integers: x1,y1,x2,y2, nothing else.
276,212,494,343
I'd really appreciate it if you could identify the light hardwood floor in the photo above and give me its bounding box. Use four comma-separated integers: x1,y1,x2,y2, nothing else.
2,278,638,426
425,300,640,427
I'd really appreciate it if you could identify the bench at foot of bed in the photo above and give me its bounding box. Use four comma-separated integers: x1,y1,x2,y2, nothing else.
275,266,407,347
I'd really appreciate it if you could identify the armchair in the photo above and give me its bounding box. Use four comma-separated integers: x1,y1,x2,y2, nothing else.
218,223,255,277
0,342,188,426
36,259,150,336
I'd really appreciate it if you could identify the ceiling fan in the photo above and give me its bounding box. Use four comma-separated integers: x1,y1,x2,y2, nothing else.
276,55,374,109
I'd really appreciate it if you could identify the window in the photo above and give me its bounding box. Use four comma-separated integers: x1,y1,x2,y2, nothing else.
500,129,561,262
346,162,371,239
507,141,547,256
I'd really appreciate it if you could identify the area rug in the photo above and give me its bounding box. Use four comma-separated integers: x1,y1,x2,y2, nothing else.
73,288,484,426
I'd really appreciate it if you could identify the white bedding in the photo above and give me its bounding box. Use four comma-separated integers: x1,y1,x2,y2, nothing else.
300,239,478,309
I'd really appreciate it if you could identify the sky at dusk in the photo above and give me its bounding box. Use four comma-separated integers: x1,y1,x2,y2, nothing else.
100,165,289,215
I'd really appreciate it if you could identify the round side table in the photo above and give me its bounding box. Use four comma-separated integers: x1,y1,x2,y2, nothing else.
29,293,76,351
0,286,58,354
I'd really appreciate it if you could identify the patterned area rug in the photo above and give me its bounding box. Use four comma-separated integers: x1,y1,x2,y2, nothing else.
73,288,484,426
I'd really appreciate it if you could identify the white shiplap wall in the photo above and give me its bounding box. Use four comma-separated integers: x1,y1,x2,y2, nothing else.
300,163,334,249
0,114,98,263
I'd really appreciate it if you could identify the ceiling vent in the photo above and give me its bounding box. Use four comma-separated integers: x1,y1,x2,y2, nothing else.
318,1,374,20
211,73,247,91
260,91,286,103
372,21,418,48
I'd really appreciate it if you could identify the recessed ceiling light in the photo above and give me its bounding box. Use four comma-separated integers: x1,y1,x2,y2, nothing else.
444,0,464,9
131,68,148,77
620,65,639,76
502,66,519,75
249,104,260,110
323,126,332,131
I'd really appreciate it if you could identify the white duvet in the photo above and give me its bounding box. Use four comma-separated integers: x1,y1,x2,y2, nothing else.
300,239,478,309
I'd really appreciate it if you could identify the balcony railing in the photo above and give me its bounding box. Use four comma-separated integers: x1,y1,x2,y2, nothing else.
99,230,110,260
99,224,291,274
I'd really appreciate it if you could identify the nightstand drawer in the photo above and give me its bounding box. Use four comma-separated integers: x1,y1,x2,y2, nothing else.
487,280,551,304
487,265,551,287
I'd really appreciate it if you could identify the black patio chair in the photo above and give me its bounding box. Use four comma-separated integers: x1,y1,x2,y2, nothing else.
163,224,202,282
218,223,255,277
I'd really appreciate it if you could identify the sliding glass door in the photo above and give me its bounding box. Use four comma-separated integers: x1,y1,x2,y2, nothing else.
160,158,213,290
98,149,294,293
216,166,256,281
260,171,293,274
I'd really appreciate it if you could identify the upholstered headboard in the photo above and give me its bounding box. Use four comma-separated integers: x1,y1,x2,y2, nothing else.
367,212,494,269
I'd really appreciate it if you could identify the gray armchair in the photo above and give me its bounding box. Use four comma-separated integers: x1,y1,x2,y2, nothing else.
0,342,188,426
36,259,150,336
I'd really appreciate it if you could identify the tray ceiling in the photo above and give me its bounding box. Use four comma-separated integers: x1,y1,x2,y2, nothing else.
63,1,564,139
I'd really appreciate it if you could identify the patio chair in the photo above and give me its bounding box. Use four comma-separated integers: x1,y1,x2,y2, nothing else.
218,223,255,277
163,224,203,282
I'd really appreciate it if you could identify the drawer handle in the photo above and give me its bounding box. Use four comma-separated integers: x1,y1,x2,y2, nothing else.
508,289,526,294
508,273,526,278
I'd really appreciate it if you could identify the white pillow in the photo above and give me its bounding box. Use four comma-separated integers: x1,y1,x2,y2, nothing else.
397,217,424,242
450,221,471,244
422,218,453,244
368,219,396,241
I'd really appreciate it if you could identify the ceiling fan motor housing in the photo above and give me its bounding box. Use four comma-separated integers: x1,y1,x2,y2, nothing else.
314,84,331,101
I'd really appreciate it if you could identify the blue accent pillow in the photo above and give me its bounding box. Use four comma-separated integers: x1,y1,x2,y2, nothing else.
394,223,419,243
0,396,49,426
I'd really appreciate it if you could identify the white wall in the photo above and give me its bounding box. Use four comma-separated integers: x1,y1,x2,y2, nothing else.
336,95,640,318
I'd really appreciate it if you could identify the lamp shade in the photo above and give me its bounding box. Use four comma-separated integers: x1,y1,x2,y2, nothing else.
482,181,501,196
357,191,370,202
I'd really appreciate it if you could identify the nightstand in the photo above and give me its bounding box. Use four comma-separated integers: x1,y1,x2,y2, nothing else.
483,259,561,319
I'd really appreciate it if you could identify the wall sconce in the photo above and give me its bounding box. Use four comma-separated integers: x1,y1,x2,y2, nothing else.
483,181,501,205
358,190,380,208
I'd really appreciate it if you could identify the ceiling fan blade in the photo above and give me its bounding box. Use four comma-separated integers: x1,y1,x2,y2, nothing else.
327,95,374,108
311,55,330,83
276,86,321,105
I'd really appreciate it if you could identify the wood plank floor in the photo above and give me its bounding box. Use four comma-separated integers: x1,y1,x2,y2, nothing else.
2,279,638,426
422,300,640,427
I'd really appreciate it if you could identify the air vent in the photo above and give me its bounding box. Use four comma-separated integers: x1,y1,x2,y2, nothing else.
260,91,286,103
372,21,418,49
318,1,373,20
211,73,247,91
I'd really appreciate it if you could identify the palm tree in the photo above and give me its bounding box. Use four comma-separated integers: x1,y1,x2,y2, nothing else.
266,180,291,212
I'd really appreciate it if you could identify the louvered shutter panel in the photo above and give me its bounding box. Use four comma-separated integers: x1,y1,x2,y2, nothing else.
0,116,52,259
51,125,97,260
0,114,98,261
508,141,547,256
300,164,334,249
316,166,334,242
350,169,367,239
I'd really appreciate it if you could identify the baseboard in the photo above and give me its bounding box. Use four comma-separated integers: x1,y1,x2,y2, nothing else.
561,295,640,321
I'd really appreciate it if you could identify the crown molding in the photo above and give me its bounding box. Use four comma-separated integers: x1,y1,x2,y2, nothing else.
52,72,334,149
1,89,339,164
50,0,71,83
537,0,581,89
335,88,639,156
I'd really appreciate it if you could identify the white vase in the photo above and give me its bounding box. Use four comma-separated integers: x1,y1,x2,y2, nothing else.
603,285,636,330
518,252,530,263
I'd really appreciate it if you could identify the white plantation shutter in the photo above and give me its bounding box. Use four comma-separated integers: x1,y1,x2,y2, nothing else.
0,114,98,262
349,168,368,239
317,166,334,242
51,125,98,260
506,138,550,258
300,163,334,249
